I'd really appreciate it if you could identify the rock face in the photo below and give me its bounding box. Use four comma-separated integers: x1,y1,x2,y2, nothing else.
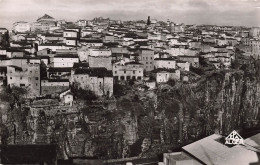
1,61,260,159
177,69,260,141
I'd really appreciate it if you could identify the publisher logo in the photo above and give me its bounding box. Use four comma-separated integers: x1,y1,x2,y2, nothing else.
225,130,244,145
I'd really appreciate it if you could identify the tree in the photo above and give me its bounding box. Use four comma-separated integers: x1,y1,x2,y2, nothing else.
74,88,98,103
167,79,176,86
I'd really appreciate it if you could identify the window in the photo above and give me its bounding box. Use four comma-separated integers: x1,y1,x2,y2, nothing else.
146,62,148,64
36,83,38,86
10,77,12,79
133,71,135,74
124,71,126,74
20,77,22,80
35,77,39,80
151,57,153,60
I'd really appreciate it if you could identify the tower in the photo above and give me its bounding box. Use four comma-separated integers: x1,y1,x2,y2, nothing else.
147,16,151,25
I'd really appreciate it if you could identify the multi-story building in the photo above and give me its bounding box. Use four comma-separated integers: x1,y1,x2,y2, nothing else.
154,58,176,69
76,20,88,27
251,39,260,59
249,27,260,38
51,54,79,68
138,48,154,72
38,43,70,52
7,63,41,96
113,62,144,81
63,30,80,46
154,69,180,83
103,34,115,43
176,61,190,71
88,49,112,57
41,79,70,95
80,38,103,47
178,56,199,67
240,37,260,59
71,67,113,97
31,14,56,32
12,21,31,33
89,56,112,70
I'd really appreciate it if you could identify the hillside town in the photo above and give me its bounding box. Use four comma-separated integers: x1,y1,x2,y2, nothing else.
1,14,260,165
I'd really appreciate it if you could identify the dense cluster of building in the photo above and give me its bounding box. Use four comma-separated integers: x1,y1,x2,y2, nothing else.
0,14,257,99
0,13,260,165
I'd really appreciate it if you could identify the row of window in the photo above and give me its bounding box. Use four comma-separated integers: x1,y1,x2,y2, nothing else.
9,70,39,74
10,77,39,80
114,70,142,74
20,83,38,87
16,77,39,80
114,65,139,68
143,57,153,60
115,76,142,80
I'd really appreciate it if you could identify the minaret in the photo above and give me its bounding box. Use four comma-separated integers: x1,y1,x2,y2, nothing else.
147,16,151,25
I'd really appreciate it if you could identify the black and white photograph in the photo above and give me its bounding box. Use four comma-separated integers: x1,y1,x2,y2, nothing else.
0,0,260,164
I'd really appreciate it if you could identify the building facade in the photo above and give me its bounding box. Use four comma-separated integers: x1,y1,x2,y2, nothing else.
113,62,144,81
139,49,154,71
13,21,31,33
7,63,41,96
154,58,176,69
71,67,113,97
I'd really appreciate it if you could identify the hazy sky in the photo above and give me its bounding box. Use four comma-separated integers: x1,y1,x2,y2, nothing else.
0,0,260,29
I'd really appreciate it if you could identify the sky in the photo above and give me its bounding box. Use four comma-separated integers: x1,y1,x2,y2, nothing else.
0,0,260,29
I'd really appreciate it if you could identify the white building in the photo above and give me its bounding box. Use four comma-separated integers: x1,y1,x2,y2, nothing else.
13,21,31,33
38,43,70,51
7,63,41,96
113,62,144,81
154,58,176,69
71,67,113,97
176,61,190,71
89,49,112,57
52,54,79,68
155,69,180,83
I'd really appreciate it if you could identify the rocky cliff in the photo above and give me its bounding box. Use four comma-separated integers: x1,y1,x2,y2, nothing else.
1,60,260,160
